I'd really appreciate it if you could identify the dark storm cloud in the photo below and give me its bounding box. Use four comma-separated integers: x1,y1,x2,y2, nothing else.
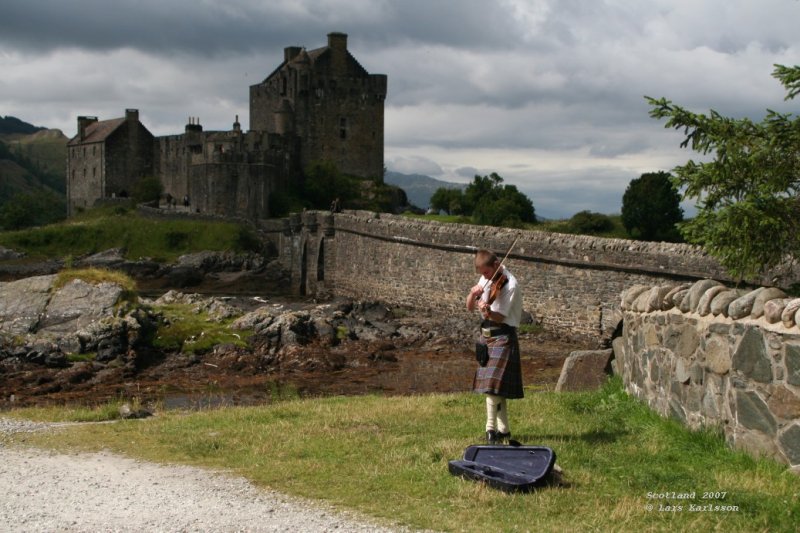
0,0,519,56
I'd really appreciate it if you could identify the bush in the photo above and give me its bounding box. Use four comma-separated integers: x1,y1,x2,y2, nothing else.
568,210,614,234
132,176,163,204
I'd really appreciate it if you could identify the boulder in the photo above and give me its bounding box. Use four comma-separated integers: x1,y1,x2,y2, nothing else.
38,279,124,333
781,298,800,328
0,246,24,260
663,284,691,310
643,286,673,313
685,279,723,313
0,275,56,335
555,349,613,392
751,287,787,319
77,248,126,268
764,298,792,324
696,285,729,316
710,290,743,317
621,285,649,311
728,288,767,320
672,289,690,311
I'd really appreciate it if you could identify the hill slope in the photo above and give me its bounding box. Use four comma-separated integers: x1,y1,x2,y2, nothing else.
384,171,466,209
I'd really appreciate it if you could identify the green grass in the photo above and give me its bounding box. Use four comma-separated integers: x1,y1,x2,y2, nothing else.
8,378,799,532
152,303,252,354
0,205,260,262
536,214,630,239
6,401,127,423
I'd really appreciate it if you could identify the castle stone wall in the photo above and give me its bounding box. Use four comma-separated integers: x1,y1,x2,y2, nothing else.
616,281,800,469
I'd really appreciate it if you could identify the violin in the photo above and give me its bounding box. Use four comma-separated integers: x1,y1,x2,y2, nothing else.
486,272,509,305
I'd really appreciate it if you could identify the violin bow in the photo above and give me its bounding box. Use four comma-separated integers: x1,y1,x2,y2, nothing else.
479,236,519,291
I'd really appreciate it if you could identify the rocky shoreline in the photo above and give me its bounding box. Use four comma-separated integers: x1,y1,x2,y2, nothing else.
0,248,586,408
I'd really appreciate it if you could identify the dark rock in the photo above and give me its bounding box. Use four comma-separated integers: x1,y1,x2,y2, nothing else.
357,302,390,323
778,424,800,465
555,349,612,392
166,266,204,288
735,390,777,435
369,351,398,362
732,327,772,383
786,343,800,387
767,386,800,420
118,403,153,419
44,353,68,368
669,399,686,423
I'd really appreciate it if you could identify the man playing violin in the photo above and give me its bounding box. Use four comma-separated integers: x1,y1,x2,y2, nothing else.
466,248,524,444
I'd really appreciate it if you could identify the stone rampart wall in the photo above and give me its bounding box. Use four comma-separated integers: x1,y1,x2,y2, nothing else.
287,211,741,343
616,280,800,469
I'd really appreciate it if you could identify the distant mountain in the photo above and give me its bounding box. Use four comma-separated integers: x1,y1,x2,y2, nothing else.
0,115,46,136
0,127,67,205
384,171,466,209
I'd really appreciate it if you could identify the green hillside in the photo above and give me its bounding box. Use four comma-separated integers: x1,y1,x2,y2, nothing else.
0,123,68,229
1,128,68,178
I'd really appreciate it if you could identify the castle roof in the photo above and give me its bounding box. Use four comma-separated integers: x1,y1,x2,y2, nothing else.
67,118,125,146
259,44,369,85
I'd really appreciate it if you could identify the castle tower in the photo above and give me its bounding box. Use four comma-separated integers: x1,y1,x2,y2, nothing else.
249,32,387,180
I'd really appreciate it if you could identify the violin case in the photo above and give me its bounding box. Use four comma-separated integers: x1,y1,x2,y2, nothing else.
448,444,556,493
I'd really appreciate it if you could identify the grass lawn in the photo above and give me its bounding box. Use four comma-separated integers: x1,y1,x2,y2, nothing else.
0,205,260,262
6,378,799,532
402,212,633,240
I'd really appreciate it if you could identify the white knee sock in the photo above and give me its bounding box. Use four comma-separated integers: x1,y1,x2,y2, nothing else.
485,394,509,433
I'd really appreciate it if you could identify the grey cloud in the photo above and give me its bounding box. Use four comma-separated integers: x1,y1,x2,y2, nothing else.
456,166,479,178
386,155,444,176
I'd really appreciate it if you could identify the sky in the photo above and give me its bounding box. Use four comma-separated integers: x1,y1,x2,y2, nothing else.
1,0,798,219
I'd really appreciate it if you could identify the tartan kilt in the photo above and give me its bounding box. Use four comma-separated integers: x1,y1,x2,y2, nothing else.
472,330,524,399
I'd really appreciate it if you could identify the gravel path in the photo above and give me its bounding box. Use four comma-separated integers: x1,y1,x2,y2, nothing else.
0,418,409,532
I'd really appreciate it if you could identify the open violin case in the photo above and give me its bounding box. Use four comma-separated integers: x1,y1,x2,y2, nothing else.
448,444,556,493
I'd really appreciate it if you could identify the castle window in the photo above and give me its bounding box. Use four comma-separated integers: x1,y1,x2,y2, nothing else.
93,145,96,156
281,76,287,96
93,167,96,177
339,118,347,140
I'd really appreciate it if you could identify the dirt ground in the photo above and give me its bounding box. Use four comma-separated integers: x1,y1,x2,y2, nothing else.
0,328,586,410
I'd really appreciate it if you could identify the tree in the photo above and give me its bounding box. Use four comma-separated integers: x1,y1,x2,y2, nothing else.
303,161,359,210
620,171,683,241
568,210,614,235
429,187,464,214
464,173,536,227
647,64,800,281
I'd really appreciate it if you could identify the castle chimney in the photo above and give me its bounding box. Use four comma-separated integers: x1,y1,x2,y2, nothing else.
327,32,348,75
77,116,98,140
125,108,139,122
284,46,302,63
327,32,347,51
233,114,241,132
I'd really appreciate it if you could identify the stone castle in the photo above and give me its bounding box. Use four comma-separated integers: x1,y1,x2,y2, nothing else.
66,32,387,218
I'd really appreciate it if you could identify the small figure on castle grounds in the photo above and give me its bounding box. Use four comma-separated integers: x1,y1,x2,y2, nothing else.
183,195,190,207
165,192,173,208
330,197,342,213
466,248,524,445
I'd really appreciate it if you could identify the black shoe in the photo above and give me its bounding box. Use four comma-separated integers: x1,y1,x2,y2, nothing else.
486,430,499,444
